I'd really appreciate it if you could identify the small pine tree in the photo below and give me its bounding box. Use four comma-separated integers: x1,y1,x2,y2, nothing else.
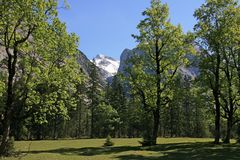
104,135,114,146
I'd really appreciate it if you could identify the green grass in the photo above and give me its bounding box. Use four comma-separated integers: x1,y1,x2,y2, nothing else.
1,138,240,160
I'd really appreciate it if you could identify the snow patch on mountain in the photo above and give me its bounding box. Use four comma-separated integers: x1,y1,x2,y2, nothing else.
92,54,120,77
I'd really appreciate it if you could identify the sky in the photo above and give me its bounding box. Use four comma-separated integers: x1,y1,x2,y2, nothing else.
58,0,205,60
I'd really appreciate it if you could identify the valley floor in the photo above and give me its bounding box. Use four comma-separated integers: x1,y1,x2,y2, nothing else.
2,138,239,160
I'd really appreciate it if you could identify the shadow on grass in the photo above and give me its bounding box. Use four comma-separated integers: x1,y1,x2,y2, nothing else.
23,142,240,160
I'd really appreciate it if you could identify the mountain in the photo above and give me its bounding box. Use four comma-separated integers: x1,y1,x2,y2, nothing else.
0,46,6,61
75,51,109,85
118,48,144,74
92,54,120,78
0,47,108,86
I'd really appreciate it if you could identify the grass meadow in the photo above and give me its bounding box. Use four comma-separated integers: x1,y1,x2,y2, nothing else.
1,138,240,160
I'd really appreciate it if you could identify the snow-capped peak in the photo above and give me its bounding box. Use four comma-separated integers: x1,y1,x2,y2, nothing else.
96,54,105,59
92,54,120,77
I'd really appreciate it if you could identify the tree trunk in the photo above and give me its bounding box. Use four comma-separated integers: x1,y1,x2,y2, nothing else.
77,100,82,138
0,116,11,155
86,112,90,137
0,23,33,155
214,97,221,144
223,83,233,144
36,125,42,140
224,116,232,144
214,53,221,144
152,39,161,145
53,116,57,139
170,105,174,137
0,49,16,155
223,54,233,144
91,106,94,138
152,109,160,145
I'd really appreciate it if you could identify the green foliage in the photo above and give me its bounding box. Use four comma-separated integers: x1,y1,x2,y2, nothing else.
104,135,114,146
88,63,102,137
127,0,194,143
105,75,128,137
95,102,120,137
162,73,212,138
194,0,240,143
1,0,240,145
130,0,193,113
0,0,85,151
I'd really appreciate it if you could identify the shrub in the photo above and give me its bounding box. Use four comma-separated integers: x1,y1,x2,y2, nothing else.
237,138,240,144
237,123,240,144
139,137,156,146
0,136,15,156
104,135,114,146
139,131,156,146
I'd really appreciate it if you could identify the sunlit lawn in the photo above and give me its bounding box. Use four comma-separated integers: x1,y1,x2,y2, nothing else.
1,138,239,160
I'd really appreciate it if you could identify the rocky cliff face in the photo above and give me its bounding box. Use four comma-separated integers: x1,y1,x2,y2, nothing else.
75,50,109,85
0,48,109,85
117,48,199,79
0,46,199,85
0,46,6,61
118,48,144,74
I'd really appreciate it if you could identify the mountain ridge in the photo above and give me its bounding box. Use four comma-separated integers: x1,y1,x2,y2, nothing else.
92,54,120,78
117,48,199,79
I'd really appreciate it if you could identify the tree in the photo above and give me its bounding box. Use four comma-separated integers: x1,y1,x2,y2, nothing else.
105,75,127,137
221,2,240,143
94,102,120,138
0,0,57,154
88,63,102,138
194,0,240,144
68,76,88,138
130,0,192,145
0,0,82,154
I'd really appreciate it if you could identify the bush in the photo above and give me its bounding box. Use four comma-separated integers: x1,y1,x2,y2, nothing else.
237,123,240,144
0,136,15,156
237,138,240,144
104,135,114,146
139,137,156,146
139,131,156,146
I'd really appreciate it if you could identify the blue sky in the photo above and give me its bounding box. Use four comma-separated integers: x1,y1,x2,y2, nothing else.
58,0,205,60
